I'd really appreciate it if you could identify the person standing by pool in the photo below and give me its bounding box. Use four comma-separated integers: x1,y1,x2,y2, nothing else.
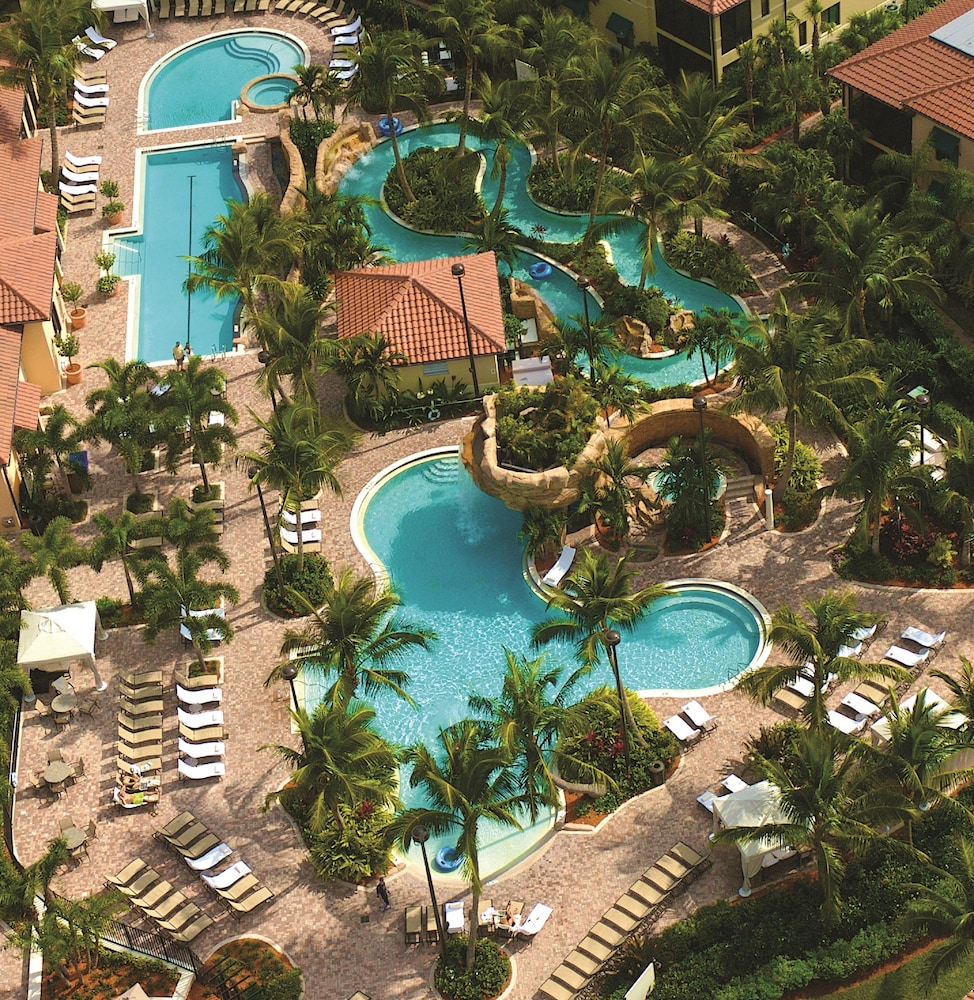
172,341,185,371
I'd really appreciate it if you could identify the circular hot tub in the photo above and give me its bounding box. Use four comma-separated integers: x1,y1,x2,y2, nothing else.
240,73,298,112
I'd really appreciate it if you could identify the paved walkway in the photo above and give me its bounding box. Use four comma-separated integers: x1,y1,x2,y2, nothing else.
7,13,974,1000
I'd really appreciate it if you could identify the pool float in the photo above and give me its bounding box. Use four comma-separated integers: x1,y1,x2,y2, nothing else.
378,116,404,137
435,846,463,871
528,261,552,280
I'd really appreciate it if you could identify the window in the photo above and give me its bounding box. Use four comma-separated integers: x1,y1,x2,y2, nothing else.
656,0,713,52
422,361,449,377
823,2,840,25
798,20,807,45
931,127,960,166
720,1,752,53
760,0,770,16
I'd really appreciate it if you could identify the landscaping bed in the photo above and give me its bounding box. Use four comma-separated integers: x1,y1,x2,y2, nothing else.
42,951,179,1000
188,937,300,1000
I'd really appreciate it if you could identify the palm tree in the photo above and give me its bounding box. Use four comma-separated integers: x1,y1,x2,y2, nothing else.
592,364,643,427
397,719,531,970
724,294,882,502
577,438,652,543
343,30,439,203
20,516,83,605
186,193,304,333
273,567,436,706
770,59,822,144
242,402,356,570
12,404,84,499
714,726,916,924
161,496,224,559
653,432,723,550
931,657,974,742
431,0,520,157
156,356,237,493
262,699,399,833
463,209,521,275
681,307,738,388
0,0,93,177
736,590,906,730
518,505,566,573
735,38,760,131
87,509,163,605
935,424,974,566
560,50,656,248
0,835,68,932
288,63,343,120
322,332,407,422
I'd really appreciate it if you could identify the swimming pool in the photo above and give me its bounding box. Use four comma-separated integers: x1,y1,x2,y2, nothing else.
338,449,770,877
113,144,241,363
337,122,745,387
142,30,306,131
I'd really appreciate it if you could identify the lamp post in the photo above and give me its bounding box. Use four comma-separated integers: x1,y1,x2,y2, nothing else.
693,394,709,545
602,629,632,769
257,350,278,411
280,662,299,713
577,275,596,386
248,465,286,596
412,826,448,962
916,393,930,464
451,263,480,399
185,175,195,356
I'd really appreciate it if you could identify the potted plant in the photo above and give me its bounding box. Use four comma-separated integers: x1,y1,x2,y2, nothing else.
61,281,87,330
56,332,83,385
100,180,124,225
94,250,120,297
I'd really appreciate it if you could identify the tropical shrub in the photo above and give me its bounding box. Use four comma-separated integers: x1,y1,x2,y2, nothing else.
95,596,125,629
365,378,472,431
305,800,395,884
769,423,821,494
601,283,674,338
288,117,337,172
385,145,484,233
528,155,603,213
434,935,511,1000
263,553,333,618
662,232,757,296
743,721,802,763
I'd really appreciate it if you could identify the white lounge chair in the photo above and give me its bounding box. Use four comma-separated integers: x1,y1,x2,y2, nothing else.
841,692,882,718
663,715,701,745
681,699,716,732
827,710,865,735
335,67,357,80
178,737,225,760
74,92,110,109
721,774,749,793
541,546,576,587
333,33,360,46
185,841,232,871
901,626,946,648
61,165,100,183
280,507,321,525
331,13,361,33
883,644,930,669
179,606,226,642
280,526,322,547
59,181,98,195
85,25,117,49
177,707,225,729
73,37,106,59
64,150,103,168
329,58,355,69
837,641,863,658
696,790,717,812
444,900,465,934
852,623,879,642
517,902,553,937
73,79,109,95
202,860,251,889
178,758,226,781
177,684,223,706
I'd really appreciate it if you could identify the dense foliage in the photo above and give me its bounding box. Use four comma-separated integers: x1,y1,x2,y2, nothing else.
528,155,605,213
288,117,337,173
385,145,484,233
662,232,757,296
304,800,396,884
434,935,511,1000
263,553,334,618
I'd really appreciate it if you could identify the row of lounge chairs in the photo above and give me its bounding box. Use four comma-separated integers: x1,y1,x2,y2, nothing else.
175,677,227,780
115,671,164,806
156,0,356,31
71,32,113,128
663,699,717,748
107,859,213,942
538,841,712,1000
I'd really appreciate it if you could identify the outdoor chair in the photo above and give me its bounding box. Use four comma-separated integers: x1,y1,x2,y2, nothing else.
84,25,117,49
425,906,440,943
681,699,717,732
73,79,109,96
179,721,227,744
213,873,259,902
901,625,946,648
331,12,361,33
177,707,225,730
64,150,102,168
117,869,160,899
170,827,219,856
404,904,422,944
185,842,232,873
642,863,680,894
77,695,99,717
613,891,659,924
118,711,163,732
882,644,930,669
121,669,164,686
477,898,495,936
588,919,626,948
178,737,225,760
444,900,465,934
140,886,187,921
155,900,202,933
34,701,53,723
58,817,75,833
226,886,274,916
827,709,866,735
86,819,97,841
72,37,106,60
176,684,223,706
169,912,214,943
178,758,226,781
517,903,553,937
71,757,85,780
160,820,209,849
120,681,164,701
156,812,197,840
663,714,701,746
120,696,164,716
201,862,252,892
669,841,710,873
28,771,46,791
47,749,62,765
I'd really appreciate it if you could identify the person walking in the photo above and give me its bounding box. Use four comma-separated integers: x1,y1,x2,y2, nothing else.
376,875,391,911
172,341,185,371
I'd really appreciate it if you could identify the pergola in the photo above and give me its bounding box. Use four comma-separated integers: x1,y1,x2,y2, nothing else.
17,601,109,692
92,0,153,38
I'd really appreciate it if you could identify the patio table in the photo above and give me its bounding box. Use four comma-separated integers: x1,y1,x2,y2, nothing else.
63,827,87,851
44,761,72,785
51,692,77,714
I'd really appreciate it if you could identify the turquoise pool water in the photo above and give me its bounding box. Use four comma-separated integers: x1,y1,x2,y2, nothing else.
246,76,295,107
337,122,745,387
114,144,241,363
333,451,767,876
145,31,305,130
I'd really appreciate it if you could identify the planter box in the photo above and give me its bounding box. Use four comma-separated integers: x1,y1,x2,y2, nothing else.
190,482,225,511
176,656,224,688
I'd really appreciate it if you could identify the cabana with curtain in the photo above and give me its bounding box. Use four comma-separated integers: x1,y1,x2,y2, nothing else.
712,780,793,897
92,0,153,37
17,602,109,692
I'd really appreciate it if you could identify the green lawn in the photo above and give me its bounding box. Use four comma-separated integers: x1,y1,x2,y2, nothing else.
819,945,974,999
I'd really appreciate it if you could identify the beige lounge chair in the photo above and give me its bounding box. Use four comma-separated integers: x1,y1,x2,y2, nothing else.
170,912,214,942
179,721,227,744
159,820,208,849
121,670,164,686
120,697,164,716
404,903,422,944
226,886,274,916
156,812,197,839
108,859,148,888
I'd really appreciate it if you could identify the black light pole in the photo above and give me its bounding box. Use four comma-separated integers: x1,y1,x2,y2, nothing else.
185,174,195,356
257,350,278,411
451,263,481,399
280,662,299,713
602,629,632,769
248,465,285,596
916,393,930,464
577,275,596,386
412,826,448,962
693,394,709,544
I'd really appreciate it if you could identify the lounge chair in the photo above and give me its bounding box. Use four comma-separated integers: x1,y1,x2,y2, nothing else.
602,904,640,934
663,714,701,746
59,181,98,196
477,898,495,935
184,841,233,872
73,79,109,95
108,858,149,888
202,861,252,891
122,670,164,686
334,66,357,81
85,25,117,49
642,864,680,893
425,906,440,943
120,680,164,700
61,189,96,213
404,903,422,944
279,526,322,550
613,891,657,923
444,900,465,934
841,691,882,718
74,92,110,109
178,707,225,729
626,877,667,910
588,919,626,947
696,789,717,811
65,150,103,168
170,912,214,942
883,644,930,669
901,626,946,648
517,902,553,937
177,684,223,706
134,880,180,914
215,874,260,902
72,104,106,126
333,33,360,46
156,900,203,933
120,697,164,716
539,973,580,1000
178,736,225,759
827,709,866,735
179,721,227,744
160,820,209,848
670,841,709,871
575,933,614,965
226,886,274,916
178,758,226,781
332,13,362,33
72,37,106,59
118,870,160,899
541,545,576,587
681,699,716,732
118,715,163,735
838,640,864,658
329,58,354,69
774,687,808,713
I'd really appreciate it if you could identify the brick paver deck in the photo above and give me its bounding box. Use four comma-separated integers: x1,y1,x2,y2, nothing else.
6,11,972,1000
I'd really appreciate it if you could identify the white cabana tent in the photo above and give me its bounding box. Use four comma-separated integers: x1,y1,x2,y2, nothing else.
712,780,793,896
18,602,108,692
93,0,153,37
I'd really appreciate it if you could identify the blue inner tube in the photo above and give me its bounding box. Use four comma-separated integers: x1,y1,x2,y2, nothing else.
435,846,463,871
529,261,552,280
379,116,403,136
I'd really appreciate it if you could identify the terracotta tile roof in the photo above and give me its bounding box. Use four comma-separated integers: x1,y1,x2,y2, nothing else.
678,0,746,16
335,253,507,366
0,328,41,465
0,59,26,145
0,138,57,324
830,0,974,139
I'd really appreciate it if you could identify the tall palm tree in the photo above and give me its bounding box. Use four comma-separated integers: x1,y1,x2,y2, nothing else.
724,294,882,502
157,355,237,493
87,509,163,605
288,63,343,120
0,835,68,932
736,590,906,730
322,332,407,422
273,567,436,706
0,0,94,177
931,657,974,742
935,424,974,566
462,209,521,275
681,307,738,388
397,719,531,970
262,700,399,833
770,59,822,144
577,438,652,542
735,38,760,131
12,404,83,499
20,516,83,605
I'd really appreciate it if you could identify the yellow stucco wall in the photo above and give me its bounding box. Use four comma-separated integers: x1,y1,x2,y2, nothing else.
912,117,974,178
21,320,62,395
0,454,24,533
393,356,501,397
